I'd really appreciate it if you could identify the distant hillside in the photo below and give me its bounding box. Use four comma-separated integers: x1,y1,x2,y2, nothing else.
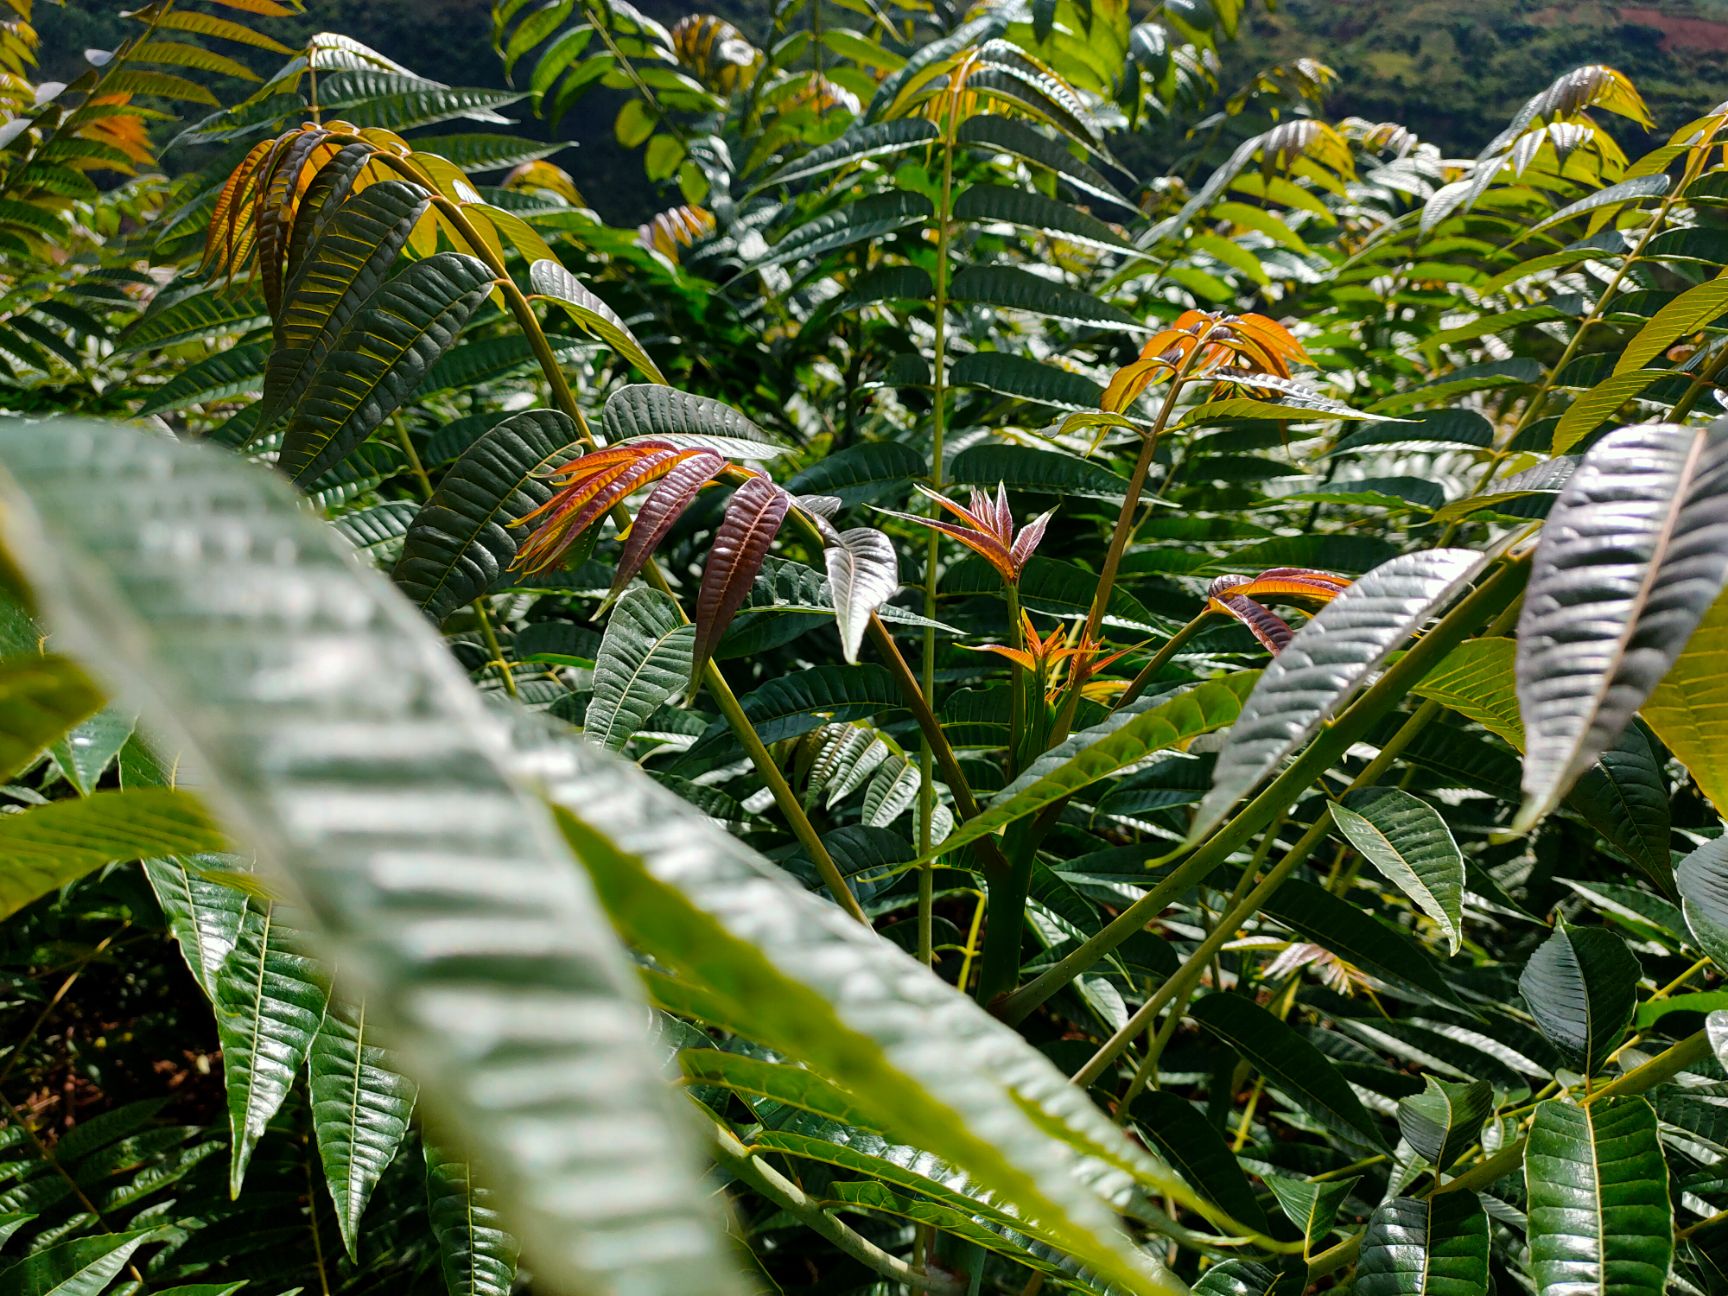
33,0,1728,220
1233,0,1728,154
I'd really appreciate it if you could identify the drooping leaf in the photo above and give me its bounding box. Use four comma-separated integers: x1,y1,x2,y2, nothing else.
1517,922,1638,1073
0,787,229,919
142,856,250,1002
1330,787,1466,954
1188,993,1387,1151
49,707,135,796
693,476,792,683
514,714,1192,1296
258,179,430,435
586,587,695,751
0,653,101,782
1525,1097,1671,1296
954,183,1134,254
1514,419,1728,832
426,1144,519,1296
393,409,583,622
1614,271,1728,376
1264,1173,1356,1248
214,901,329,1193
1356,1192,1490,1296
1396,1077,1492,1171
950,265,1141,331
0,1231,155,1296
1261,879,1458,1004
1197,549,1487,836
280,252,495,483
1566,720,1672,893
920,675,1255,863
1642,585,1728,817
530,259,666,384
0,418,748,1296
1408,638,1524,749
1676,837,1728,972
759,118,939,188
608,451,728,595
1128,1092,1267,1232
823,527,899,665
310,999,418,1260
601,384,788,458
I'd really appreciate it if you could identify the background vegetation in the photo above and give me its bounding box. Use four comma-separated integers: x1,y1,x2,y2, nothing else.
1,1,1728,1294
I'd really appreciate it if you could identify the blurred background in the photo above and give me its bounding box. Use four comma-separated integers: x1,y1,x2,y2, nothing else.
35,0,1728,224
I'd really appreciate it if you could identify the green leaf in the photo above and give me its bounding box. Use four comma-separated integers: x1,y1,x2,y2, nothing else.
310,999,418,1260
519,716,1192,1296
116,283,267,352
426,1145,519,1296
759,191,932,271
1517,923,1638,1073
1525,1097,1672,1296
0,417,748,1296
214,901,329,1193
1514,420,1728,831
919,676,1254,864
949,442,1131,502
956,115,1130,209
0,787,229,919
1330,788,1466,954
259,180,430,436
1409,638,1523,749
950,353,1104,411
0,653,101,782
1551,370,1665,455
1567,721,1672,893
0,1231,155,1296
1710,1010,1728,1070
393,409,583,623
1264,1173,1356,1248
1642,585,1728,819
530,259,666,384
954,183,1135,254
1197,549,1487,837
1261,879,1459,1005
141,856,250,1002
759,119,939,188
1190,1259,1304,1296
1614,271,1728,376
49,707,134,796
1676,837,1728,971
280,252,495,483
601,384,789,459
950,265,1140,331
1356,1192,1490,1296
822,527,899,664
1188,993,1387,1151
1128,1092,1267,1231
719,664,904,748
1396,1077,1492,1171
586,587,695,751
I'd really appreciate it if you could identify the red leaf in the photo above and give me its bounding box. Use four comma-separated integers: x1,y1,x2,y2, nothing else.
1210,590,1295,654
693,475,790,681
609,450,727,597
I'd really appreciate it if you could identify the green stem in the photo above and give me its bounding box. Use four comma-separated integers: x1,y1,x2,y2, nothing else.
916,93,959,968
711,1126,964,1293
999,555,1528,1023
1310,1029,1712,1277
369,156,861,917
1118,612,1210,709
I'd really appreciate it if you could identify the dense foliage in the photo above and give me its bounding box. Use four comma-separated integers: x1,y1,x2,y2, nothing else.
4,1,1728,1293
